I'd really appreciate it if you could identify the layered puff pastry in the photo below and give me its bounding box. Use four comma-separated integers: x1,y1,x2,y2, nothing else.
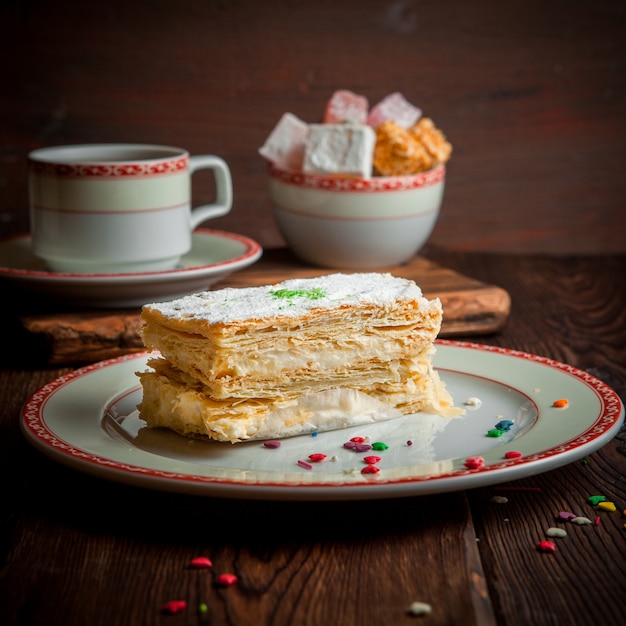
137,273,460,443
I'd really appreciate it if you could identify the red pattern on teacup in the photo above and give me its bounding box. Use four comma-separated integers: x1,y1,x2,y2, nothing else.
268,163,445,192
29,156,188,178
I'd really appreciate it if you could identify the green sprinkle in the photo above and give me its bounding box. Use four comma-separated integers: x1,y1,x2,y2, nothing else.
198,603,208,614
371,442,389,451
487,429,505,438
587,495,607,506
269,287,327,306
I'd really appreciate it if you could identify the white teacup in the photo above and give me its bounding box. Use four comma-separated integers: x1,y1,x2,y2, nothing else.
28,143,233,273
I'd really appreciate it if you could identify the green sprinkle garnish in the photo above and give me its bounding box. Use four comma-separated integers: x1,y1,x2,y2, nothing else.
371,442,389,451
198,603,208,614
269,287,327,306
487,429,505,438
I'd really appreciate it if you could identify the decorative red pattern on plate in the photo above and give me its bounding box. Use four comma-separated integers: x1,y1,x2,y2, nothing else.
29,156,188,178
269,163,445,192
19,341,624,499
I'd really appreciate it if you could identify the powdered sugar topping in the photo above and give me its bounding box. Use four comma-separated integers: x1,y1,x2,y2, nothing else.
144,273,425,323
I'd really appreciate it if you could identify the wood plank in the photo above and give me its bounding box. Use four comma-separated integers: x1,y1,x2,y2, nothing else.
19,249,511,364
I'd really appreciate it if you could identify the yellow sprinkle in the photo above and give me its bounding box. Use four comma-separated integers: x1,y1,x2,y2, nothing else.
597,501,617,512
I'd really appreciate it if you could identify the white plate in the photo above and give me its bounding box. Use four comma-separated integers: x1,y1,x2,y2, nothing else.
21,341,624,501
0,229,262,307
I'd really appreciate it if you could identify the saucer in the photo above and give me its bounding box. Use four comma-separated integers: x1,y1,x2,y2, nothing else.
0,229,262,308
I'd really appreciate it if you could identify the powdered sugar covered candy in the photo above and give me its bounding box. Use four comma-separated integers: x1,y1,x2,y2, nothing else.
303,123,376,178
258,112,309,170
323,89,369,124
367,92,422,129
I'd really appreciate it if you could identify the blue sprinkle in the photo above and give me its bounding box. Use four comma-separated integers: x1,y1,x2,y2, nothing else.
311,431,318,437
495,420,514,431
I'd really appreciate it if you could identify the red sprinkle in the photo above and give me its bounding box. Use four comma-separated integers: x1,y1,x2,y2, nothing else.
297,459,313,470
216,573,238,586
361,465,380,474
363,455,382,465
464,456,484,469
161,600,187,614
308,453,327,462
594,515,601,526
504,450,523,459
263,440,281,449
536,540,556,553
350,436,367,443
190,556,213,569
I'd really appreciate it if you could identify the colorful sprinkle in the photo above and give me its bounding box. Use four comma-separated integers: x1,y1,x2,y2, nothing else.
546,527,567,538
297,459,313,470
552,398,569,408
464,397,482,407
504,450,522,459
597,501,617,512
407,440,413,446
495,419,514,431
263,440,281,449
536,540,557,553
487,429,505,438
490,495,509,504
557,511,576,521
464,456,484,469
343,441,372,452
350,436,367,443
361,465,380,474
161,600,187,614
216,573,238,586
371,441,389,451
571,516,593,525
189,557,213,569
594,516,601,526
407,601,432,616
308,453,327,462
587,495,607,505
363,455,382,465
198,603,208,615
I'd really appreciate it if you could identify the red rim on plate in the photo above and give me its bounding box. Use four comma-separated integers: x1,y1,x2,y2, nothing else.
20,341,624,500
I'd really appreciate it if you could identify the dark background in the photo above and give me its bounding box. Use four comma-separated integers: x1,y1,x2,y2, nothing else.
1,0,624,254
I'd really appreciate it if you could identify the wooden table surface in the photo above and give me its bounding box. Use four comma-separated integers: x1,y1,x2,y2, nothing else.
1,249,625,626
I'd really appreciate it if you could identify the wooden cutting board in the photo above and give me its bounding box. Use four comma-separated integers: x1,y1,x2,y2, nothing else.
19,248,511,365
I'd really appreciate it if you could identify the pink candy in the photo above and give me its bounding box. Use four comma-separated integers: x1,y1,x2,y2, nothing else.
367,92,422,129
323,89,369,124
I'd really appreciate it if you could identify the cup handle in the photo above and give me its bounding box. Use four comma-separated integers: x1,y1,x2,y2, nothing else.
188,155,233,229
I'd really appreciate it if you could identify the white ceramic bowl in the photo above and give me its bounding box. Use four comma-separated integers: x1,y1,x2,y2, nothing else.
267,163,445,269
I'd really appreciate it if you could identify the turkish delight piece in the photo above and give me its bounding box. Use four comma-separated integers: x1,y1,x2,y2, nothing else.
259,112,309,170
373,120,433,176
323,90,369,124
367,92,422,129
303,123,376,178
408,118,452,165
